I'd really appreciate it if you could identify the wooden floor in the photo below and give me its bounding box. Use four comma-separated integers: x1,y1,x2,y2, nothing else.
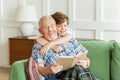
0,67,10,80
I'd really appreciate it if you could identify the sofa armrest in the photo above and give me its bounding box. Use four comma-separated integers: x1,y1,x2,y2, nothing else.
9,59,28,80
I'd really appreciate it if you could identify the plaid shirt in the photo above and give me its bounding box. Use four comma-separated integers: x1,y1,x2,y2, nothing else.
32,38,88,67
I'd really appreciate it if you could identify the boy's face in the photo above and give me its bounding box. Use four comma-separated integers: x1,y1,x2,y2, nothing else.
56,21,68,36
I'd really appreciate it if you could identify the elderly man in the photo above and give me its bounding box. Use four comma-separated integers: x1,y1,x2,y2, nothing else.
28,16,93,80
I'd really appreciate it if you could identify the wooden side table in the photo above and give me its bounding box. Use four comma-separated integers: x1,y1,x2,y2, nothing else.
8,36,36,65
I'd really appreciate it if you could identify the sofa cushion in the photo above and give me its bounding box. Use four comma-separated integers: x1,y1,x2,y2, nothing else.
78,40,111,80
110,40,120,80
26,57,40,80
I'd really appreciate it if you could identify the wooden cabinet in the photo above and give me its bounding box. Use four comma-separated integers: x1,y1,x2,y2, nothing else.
9,36,36,65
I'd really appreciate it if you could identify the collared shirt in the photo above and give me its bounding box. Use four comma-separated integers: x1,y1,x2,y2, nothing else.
32,38,88,67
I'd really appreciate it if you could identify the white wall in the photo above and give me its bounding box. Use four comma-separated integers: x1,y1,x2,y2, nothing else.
0,0,120,67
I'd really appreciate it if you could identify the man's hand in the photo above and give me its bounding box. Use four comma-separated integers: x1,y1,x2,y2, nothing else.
77,60,88,68
50,63,63,74
76,56,90,68
37,63,63,76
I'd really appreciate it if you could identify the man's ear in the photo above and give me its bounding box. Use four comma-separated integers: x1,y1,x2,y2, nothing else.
38,27,43,34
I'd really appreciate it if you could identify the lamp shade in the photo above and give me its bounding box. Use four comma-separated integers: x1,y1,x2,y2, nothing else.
16,5,37,22
16,5,37,36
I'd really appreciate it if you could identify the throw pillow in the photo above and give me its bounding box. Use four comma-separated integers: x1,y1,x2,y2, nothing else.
26,57,45,80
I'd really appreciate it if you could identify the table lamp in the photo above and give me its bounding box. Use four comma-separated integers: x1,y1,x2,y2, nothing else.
16,5,37,36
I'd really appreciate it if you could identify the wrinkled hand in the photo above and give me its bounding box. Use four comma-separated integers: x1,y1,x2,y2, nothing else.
50,63,63,74
40,43,52,55
52,45,63,53
77,59,88,68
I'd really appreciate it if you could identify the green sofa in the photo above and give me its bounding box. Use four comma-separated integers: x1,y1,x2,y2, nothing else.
9,40,120,80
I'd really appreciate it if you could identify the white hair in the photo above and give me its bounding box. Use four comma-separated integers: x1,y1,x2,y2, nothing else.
38,15,55,27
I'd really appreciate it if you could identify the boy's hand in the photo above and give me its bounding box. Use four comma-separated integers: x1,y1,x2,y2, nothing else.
51,46,63,53
40,43,52,55
40,43,63,55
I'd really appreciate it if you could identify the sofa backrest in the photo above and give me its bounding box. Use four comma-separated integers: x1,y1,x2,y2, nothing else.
79,40,111,80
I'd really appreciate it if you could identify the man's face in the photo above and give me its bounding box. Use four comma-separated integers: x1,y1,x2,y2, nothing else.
39,17,57,41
